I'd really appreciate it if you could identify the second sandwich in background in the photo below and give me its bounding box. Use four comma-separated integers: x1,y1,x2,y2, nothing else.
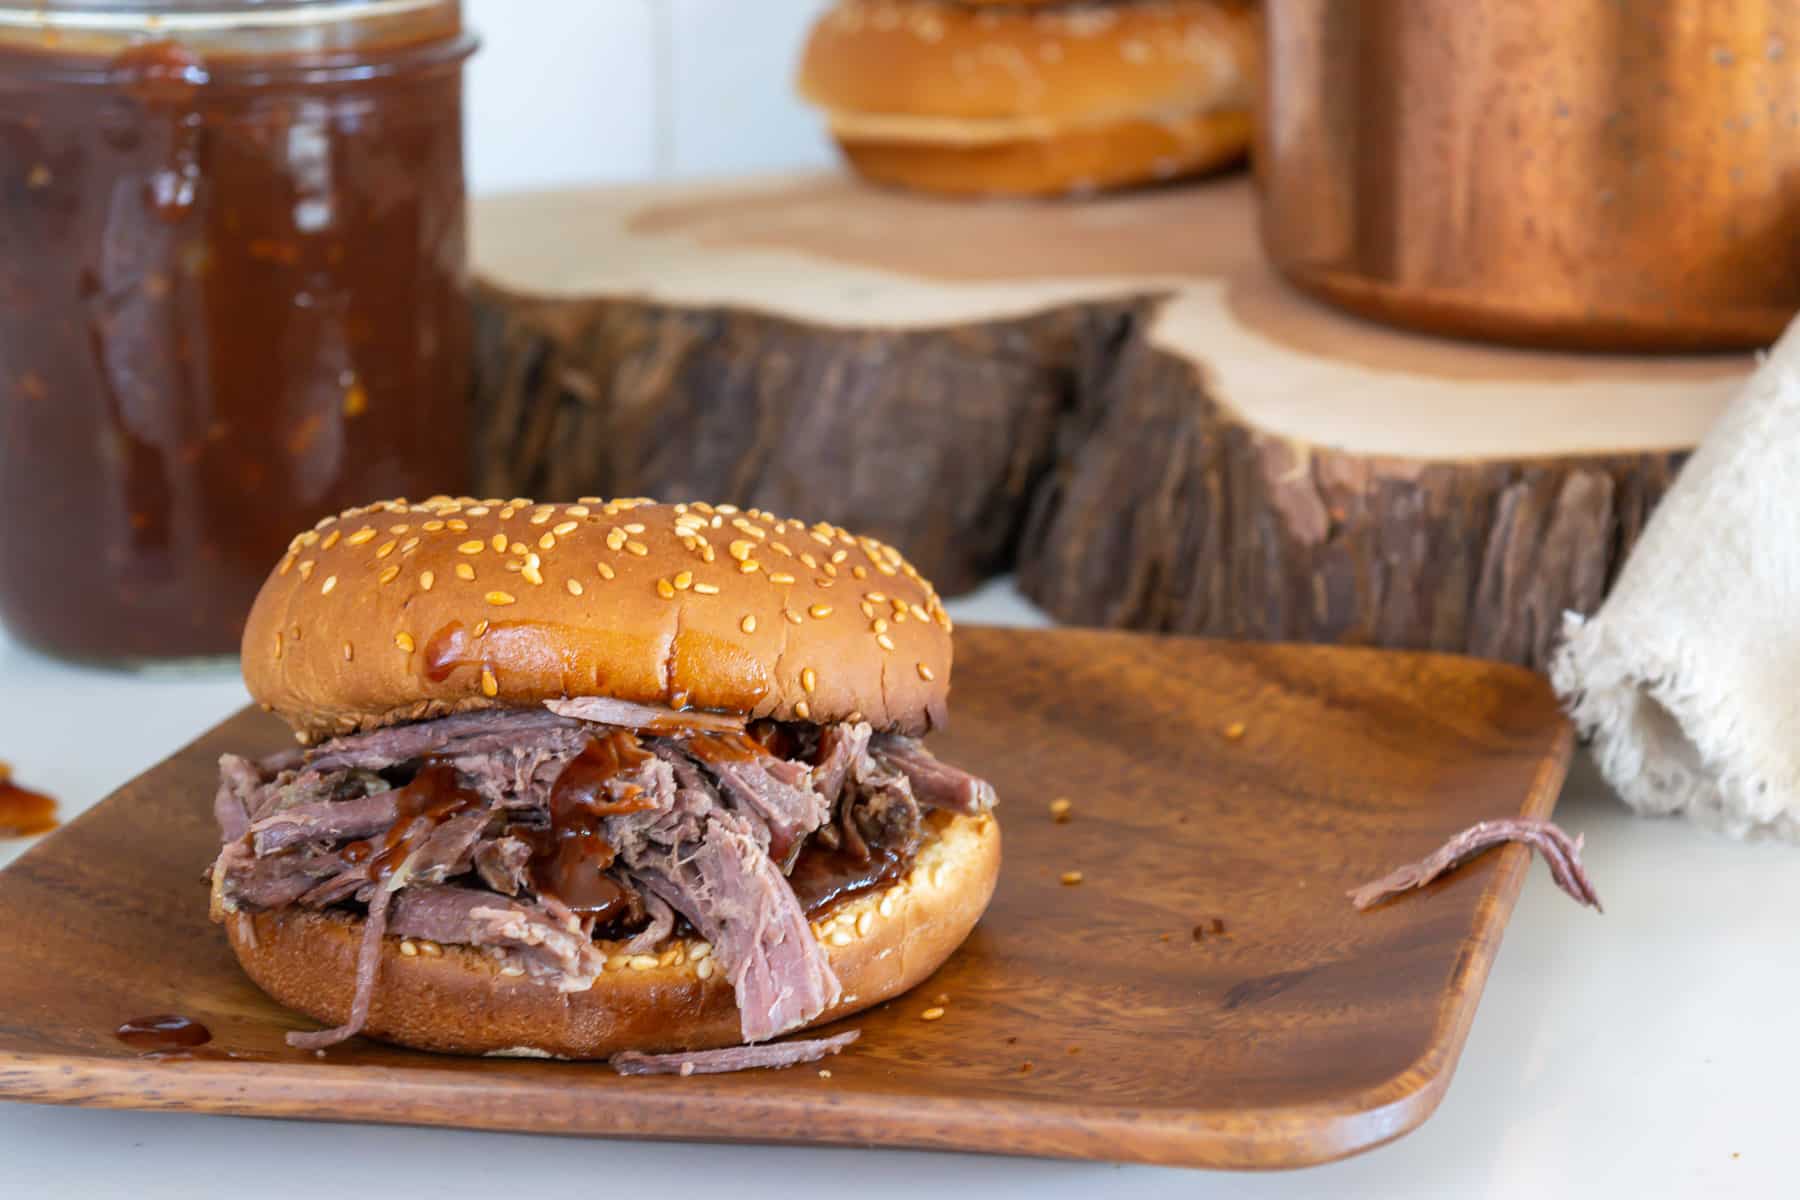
797,0,1259,198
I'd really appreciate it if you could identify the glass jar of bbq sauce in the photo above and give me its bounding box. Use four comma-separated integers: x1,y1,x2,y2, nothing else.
0,1,476,666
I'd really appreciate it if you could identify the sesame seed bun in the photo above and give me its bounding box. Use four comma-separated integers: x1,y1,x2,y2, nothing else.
242,497,954,744
796,0,1257,196
219,810,999,1058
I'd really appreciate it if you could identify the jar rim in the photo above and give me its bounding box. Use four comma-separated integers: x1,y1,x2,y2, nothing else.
0,0,447,32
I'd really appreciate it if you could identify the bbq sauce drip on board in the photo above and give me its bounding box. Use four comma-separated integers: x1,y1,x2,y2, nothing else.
0,765,57,837
524,732,658,921
116,1014,211,1052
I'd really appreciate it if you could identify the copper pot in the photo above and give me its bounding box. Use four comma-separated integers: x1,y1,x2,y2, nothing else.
1255,0,1800,351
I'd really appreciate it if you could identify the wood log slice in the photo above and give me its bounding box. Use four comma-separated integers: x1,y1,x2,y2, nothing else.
471,173,1747,668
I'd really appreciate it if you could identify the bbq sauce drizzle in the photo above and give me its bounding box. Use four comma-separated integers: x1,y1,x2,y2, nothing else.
293,722,909,934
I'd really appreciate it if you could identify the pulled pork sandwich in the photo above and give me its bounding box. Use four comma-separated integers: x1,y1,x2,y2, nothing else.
210,496,999,1067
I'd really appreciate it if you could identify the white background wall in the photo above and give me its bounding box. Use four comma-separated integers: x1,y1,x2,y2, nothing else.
464,0,838,195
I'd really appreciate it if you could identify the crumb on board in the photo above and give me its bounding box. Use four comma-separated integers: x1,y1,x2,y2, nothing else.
1020,1061,1034,1073
818,1069,832,1079
933,992,949,1005
921,1007,946,1022
1222,721,1246,740
1060,871,1084,886
1049,797,1073,823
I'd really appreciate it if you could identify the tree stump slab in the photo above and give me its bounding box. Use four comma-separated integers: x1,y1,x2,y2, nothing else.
472,173,1745,668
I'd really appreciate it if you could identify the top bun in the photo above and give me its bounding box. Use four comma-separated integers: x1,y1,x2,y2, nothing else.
242,496,954,744
797,0,1258,138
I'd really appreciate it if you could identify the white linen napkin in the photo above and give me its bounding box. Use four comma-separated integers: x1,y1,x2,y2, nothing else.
1552,319,1800,841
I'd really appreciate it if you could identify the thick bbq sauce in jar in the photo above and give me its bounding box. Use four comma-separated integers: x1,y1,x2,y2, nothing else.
0,3,476,664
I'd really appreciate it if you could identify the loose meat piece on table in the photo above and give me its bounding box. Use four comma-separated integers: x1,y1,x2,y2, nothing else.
610,1029,861,1076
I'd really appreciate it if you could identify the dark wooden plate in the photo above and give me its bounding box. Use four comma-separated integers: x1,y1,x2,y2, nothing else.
0,627,1570,1169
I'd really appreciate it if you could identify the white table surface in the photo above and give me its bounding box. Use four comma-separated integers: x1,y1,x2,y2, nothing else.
0,577,1790,1198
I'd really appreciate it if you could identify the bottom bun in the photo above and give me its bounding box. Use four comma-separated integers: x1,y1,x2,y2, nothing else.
834,109,1250,198
225,810,1000,1058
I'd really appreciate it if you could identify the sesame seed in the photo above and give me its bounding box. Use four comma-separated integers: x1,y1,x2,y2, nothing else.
538,533,556,551
629,954,659,971
473,620,488,637
321,575,338,595
1050,798,1072,822
828,930,852,947
530,508,554,526
486,590,516,606
799,552,819,569
278,555,295,576
657,578,676,599
480,667,498,697
400,537,420,554
692,581,719,595
346,527,376,546
1222,722,1246,740
876,634,895,651
831,549,848,564
272,632,284,660
714,505,738,515
321,530,341,550
700,545,716,563
423,520,445,532
378,565,399,585
395,632,415,652
910,603,930,622
866,592,887,603
856,911,874,936
920,1007,946,1022
522,564,544,586
795,700,812,720
917,663,935,681
400,940,417,957
375,539,397,559
1061,871,1084,886
878,895,896,918
809,531,833,546
729,539,754,561
420,570,435,591
509,541,527,555
446,519,468,532
801,667,817,693
566,579,584,596
455,563,476,581
766,572,795,586
457,540,484,555
552,520,578,536
852,566,868,579
565,505,590,518
771,542,793,557
490,533,508,553
872,617,889,634
740,614,757,634
625,540,648,556
696,958,716,980
738,560,760,574
596,562,616,580
467,505,490,517
499,965,524,978
846,710,863,723
784,610,803,625
809,604,833,619
498,507,517,521
673,570,693,590
342,641,354,662
420,940,442,957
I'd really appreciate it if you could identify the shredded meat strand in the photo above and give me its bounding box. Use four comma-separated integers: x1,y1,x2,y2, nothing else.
1348,818,1602,913
609,1029,860,1076
287,882,394,1049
